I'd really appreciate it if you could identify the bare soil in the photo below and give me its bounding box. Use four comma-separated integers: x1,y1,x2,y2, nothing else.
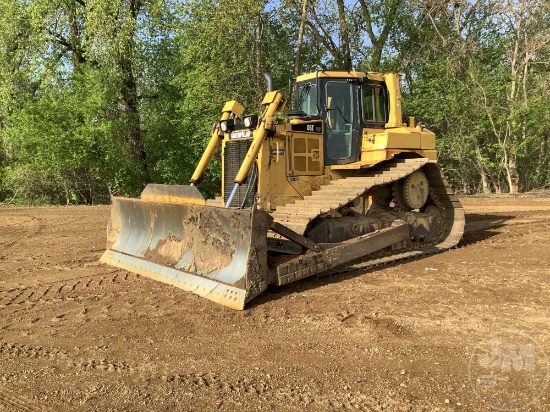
0,196,549,411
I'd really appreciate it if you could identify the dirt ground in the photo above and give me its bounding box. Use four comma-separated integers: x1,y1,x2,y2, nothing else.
0,195,549,411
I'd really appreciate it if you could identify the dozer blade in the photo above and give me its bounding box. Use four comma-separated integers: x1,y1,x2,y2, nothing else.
100,196,271,310
140,183,206,205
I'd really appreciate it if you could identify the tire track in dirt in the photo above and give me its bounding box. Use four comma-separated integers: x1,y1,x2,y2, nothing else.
0,340,134,374
0,386,46,411
0,268,183,330
0,340,50,411
0,216,42,252
159,370,405,411
71,359,132,373
0,271,130,307
0,340,137,412
0,271,137,329
163,372,263,394
0,342,68,361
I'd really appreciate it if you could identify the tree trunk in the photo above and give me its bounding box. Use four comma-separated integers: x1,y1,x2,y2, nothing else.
68,0,85,66
473,140,491,193
293,0,308,79
336,0,351,70
537,134,548,187
119,55,149,185
371,45,383,71
506,153,520,193
120,0,150,186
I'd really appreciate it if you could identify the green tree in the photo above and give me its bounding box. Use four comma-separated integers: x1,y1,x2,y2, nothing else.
397,0,550,193
0,0,174,202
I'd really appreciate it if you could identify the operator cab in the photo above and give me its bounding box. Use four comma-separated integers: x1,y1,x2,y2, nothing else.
295,71,389,166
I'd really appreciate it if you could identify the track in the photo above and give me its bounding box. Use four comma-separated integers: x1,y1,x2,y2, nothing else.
272,158,428,234
271,158,465,279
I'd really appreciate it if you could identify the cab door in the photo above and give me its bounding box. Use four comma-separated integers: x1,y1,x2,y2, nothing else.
323,80,361,165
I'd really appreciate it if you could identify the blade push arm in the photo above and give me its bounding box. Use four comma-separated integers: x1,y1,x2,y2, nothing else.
190,100,245,186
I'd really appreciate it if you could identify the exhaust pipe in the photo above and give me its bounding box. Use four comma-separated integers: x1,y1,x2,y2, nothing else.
264,73,273,92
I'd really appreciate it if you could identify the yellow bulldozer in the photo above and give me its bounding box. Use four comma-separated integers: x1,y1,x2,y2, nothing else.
100,71,465,310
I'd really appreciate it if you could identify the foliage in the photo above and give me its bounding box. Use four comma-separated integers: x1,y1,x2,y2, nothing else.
0,0,549,204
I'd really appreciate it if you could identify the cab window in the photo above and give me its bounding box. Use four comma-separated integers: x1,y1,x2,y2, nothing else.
362,86,388,123
296,83,318,116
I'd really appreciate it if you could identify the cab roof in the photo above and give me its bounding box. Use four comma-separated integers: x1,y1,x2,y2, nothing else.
295,71,386,82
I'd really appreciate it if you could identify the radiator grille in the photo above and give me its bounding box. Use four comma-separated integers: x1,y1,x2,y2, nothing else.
223,139,257,208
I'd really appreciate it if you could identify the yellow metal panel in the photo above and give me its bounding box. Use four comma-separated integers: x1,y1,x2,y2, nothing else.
286,132,324,176
222,100,245,117
296,71,386,82
364,127,386,134
359,149,436,165
366,72,385,82
362,133,389,152
256,135,328,211
360,150,388,164
362,127,431,151
362,128,424,150
261,91,280,104
384,73,403,128
387,132,421,148
420,131,436,149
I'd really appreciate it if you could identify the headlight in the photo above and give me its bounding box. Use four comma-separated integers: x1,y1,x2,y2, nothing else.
219,119,234,132
243,115,258,129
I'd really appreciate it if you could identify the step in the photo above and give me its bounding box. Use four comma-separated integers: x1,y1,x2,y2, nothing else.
272,211,317,220
310,184,372,195
301,199,351,207
331,177,375,185
277,204,325,214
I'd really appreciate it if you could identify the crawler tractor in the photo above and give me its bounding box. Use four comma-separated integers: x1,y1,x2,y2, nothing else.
101,71,465,309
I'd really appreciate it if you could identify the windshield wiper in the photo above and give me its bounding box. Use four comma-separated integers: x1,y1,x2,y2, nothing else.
297,83,311,109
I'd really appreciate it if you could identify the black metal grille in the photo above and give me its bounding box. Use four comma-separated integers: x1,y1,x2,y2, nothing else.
223,139,257,208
